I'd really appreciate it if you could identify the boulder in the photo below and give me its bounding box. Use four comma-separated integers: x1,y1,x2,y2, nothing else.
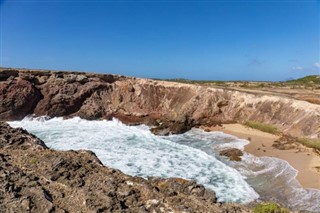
219,148,243,161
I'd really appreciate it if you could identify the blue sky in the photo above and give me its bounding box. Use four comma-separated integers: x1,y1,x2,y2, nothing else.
0,0,319,81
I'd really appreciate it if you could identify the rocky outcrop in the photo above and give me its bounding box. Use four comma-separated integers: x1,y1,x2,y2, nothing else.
0,121,249,212
0,68,319,138
0,78,42,120
219,148,243,161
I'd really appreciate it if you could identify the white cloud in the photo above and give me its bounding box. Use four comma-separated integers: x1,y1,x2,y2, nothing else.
313,62,320,68
291,66,304,71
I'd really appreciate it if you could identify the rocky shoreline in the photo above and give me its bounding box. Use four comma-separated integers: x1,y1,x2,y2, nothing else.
1,68,319,212
0,121,250,212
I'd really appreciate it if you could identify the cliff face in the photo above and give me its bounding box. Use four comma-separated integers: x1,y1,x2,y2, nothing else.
1,68,319,138
0,121,249,212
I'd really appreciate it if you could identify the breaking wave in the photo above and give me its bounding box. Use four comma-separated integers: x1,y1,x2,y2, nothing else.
8,117,320,212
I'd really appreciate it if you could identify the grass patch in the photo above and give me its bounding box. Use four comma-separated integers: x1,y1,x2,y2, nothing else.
29,158,38,164
244,120,279,135
253,202,290,213
297,138,320,151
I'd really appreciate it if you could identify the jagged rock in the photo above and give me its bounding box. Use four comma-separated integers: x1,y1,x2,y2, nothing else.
0,122,47,150
219,148,243,161
150,118,194,135
0,69,19,81
0,79,42,120
0,122,250,212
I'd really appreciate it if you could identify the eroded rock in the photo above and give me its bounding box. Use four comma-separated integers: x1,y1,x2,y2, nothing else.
0,79,42,120
219,148,243,161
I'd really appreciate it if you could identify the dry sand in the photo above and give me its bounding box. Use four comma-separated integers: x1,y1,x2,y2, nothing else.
203,124,320,190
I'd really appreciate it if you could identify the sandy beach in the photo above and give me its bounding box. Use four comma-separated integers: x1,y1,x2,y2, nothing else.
203,124,320,190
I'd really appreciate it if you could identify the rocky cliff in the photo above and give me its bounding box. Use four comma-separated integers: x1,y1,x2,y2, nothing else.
1,68,319,138
0,121,249,212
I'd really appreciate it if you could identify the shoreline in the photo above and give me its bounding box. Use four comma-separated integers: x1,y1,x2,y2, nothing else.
203,124,320,190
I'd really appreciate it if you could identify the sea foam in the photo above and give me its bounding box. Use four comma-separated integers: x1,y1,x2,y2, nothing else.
8,117,320,212
9,117,258,203
166,129,320,212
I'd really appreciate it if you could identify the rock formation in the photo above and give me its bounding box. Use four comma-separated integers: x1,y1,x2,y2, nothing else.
219,148,243,161
1,68,319,138
0,121,249,212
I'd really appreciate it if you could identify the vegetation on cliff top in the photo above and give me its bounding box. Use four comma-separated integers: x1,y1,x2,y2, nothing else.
164,75,320,106
286,75,320,85
163,75,320,85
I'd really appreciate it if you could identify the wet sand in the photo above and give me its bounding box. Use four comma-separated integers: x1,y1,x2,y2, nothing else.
203,124,320,190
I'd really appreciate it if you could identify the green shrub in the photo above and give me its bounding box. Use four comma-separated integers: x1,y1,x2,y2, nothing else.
256,83,265,88
297,138,320,151
286,75,320,85
253,202,290,213
244,120,279,135
30,158,38,164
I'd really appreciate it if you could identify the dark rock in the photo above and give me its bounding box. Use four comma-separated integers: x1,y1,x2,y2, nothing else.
0,69,19,81
0,122,47,150
0,79,42,120
43,189,53,202
217,100,229,108
219,148,243,161
151,117,194,135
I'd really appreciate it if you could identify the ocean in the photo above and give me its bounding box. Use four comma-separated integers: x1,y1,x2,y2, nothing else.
8,117,320,212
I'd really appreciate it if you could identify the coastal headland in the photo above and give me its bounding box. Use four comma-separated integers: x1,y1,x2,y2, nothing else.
1,68,319,212
1,68,319,139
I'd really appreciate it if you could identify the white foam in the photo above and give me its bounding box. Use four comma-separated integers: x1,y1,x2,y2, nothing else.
9,117,320,212
166,129,320,212
8,117,258,203
236,154,320,212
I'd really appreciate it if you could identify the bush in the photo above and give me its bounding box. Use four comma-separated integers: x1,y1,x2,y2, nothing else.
297,138,320,151
253,202,290,213
287,75,320,84
29,158,38,164
244,120,279,135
